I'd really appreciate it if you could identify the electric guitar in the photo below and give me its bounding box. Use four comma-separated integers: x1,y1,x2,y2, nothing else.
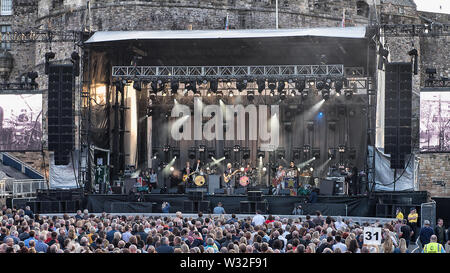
182,171,198,183
223,170,240,183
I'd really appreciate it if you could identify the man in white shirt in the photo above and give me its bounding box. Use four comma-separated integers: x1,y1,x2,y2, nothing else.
332,235,347,252
335,216,348,231
252,210,265,227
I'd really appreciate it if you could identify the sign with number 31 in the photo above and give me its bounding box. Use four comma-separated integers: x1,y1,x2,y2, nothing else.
363,227,382,245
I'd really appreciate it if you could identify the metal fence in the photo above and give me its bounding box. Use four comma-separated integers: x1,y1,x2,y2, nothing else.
12,179,48,198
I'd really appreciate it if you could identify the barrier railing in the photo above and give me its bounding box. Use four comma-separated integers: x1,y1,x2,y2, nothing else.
12,179,48,197
0,180,6,197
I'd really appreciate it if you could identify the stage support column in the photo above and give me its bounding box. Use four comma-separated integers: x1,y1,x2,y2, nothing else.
147,116,152,170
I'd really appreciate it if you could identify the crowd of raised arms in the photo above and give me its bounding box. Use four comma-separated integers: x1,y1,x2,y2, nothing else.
0,205,448,253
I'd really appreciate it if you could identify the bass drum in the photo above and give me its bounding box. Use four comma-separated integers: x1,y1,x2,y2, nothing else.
194,175,206,187
239,176,250,187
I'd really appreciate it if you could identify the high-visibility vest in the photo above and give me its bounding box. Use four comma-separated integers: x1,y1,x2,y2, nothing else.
424,242,443,253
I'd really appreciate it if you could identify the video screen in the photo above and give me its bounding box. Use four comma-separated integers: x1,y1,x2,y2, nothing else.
420,91,450,152
0,94,42,151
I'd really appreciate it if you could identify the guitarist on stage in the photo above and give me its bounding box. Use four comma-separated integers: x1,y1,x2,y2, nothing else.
274,165,286,195
223,163,236,195
182,161,193,187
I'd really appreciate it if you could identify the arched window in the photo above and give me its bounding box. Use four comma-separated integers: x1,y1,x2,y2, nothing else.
0,0,12,16
356,1,369,18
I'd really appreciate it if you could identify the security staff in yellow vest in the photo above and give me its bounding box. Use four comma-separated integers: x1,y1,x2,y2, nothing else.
423,235,445,253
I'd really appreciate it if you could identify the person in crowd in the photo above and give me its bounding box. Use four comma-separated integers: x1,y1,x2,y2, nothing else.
292,204,303,215
418,220,434,247
395,208,404,220
407,208,418,241
399,219,412,247
213,202,226,215
434,218,446,245
252,210,265,227
422,235,445,253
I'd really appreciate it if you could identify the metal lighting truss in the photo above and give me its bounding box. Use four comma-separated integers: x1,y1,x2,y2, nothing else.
112,64,345,81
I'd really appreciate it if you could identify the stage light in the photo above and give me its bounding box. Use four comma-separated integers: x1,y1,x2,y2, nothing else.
270,90,275,96
133,80,142,91
243,149,250,160
186,81,197,93
257,79,266,93
338,145,346,153
277,149,285,160
163,145,171,153
149,93,156,101
307,122,314,131
210,79,218,93
198,145,206,153
303,145,311,153
229,91,234,97
217,91,223,98
208,150,216,159
277,81,285,93
334,79,343,95
268,80,276,91
301,89,308,99
224,148,231,159
240,167,245,172
310,167,314,172
236,79,247,92
226,81,232,87
257,150,265,159
171,81,179,92
316,80,325,90
318,112,324,119
328,148,336,160
152,150,159,160
172,149,180,159
27,72,38,88
233,145,241,152
344,89,353,99
247,90,255,102
280,91,287,101
44,51,55,75
295,79,306,92
312,149,320,159
170,166,175,172
188,148,196,159
322,89,330,100
293,149,301,160
290,90,296,97
151,81,158,93
262,167,267,172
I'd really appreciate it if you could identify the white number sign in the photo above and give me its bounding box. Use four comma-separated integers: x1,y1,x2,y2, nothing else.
363,227,382,245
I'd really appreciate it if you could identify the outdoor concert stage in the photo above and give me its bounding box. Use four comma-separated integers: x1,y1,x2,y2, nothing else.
17,189,430,218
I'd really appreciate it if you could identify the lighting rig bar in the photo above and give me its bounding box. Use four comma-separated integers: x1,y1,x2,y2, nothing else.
112,64,344,80
0,30,85,43
379,24,450,37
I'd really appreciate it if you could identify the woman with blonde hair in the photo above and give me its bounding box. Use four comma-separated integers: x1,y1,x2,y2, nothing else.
381,234,395,253
394,238,409,253
306,243,316,253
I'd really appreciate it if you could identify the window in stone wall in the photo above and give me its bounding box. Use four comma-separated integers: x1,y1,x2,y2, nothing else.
0,25,11,50
0,0,12,16
356,1,369,18
52,0,64,10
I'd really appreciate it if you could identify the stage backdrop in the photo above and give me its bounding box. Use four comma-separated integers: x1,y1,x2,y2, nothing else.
0,94,42,151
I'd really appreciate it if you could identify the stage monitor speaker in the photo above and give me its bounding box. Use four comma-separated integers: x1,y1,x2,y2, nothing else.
111,186,122,194
240,201,268,214
64,200,79,212
260,189,269,195
279,189,291,196
319,179,335,195
235,188,246,195
198,201,210,213
208,175,221,194
188,190,204,201
150,188,161,194
248,191,263,202
110,202,154,213
168,188,178,194
124,178,136,194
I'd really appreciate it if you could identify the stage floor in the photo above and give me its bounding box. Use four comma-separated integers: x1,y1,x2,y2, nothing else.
86,193,371,216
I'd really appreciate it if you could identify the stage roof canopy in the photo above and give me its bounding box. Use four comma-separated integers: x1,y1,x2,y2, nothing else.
85,27,367,43
84,27,375,75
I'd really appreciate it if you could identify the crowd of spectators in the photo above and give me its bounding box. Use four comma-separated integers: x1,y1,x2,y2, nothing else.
1,204,449,253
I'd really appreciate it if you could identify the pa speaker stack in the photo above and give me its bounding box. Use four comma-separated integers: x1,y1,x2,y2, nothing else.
47,64,75,165
384,62,412,169
183,189,209,213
